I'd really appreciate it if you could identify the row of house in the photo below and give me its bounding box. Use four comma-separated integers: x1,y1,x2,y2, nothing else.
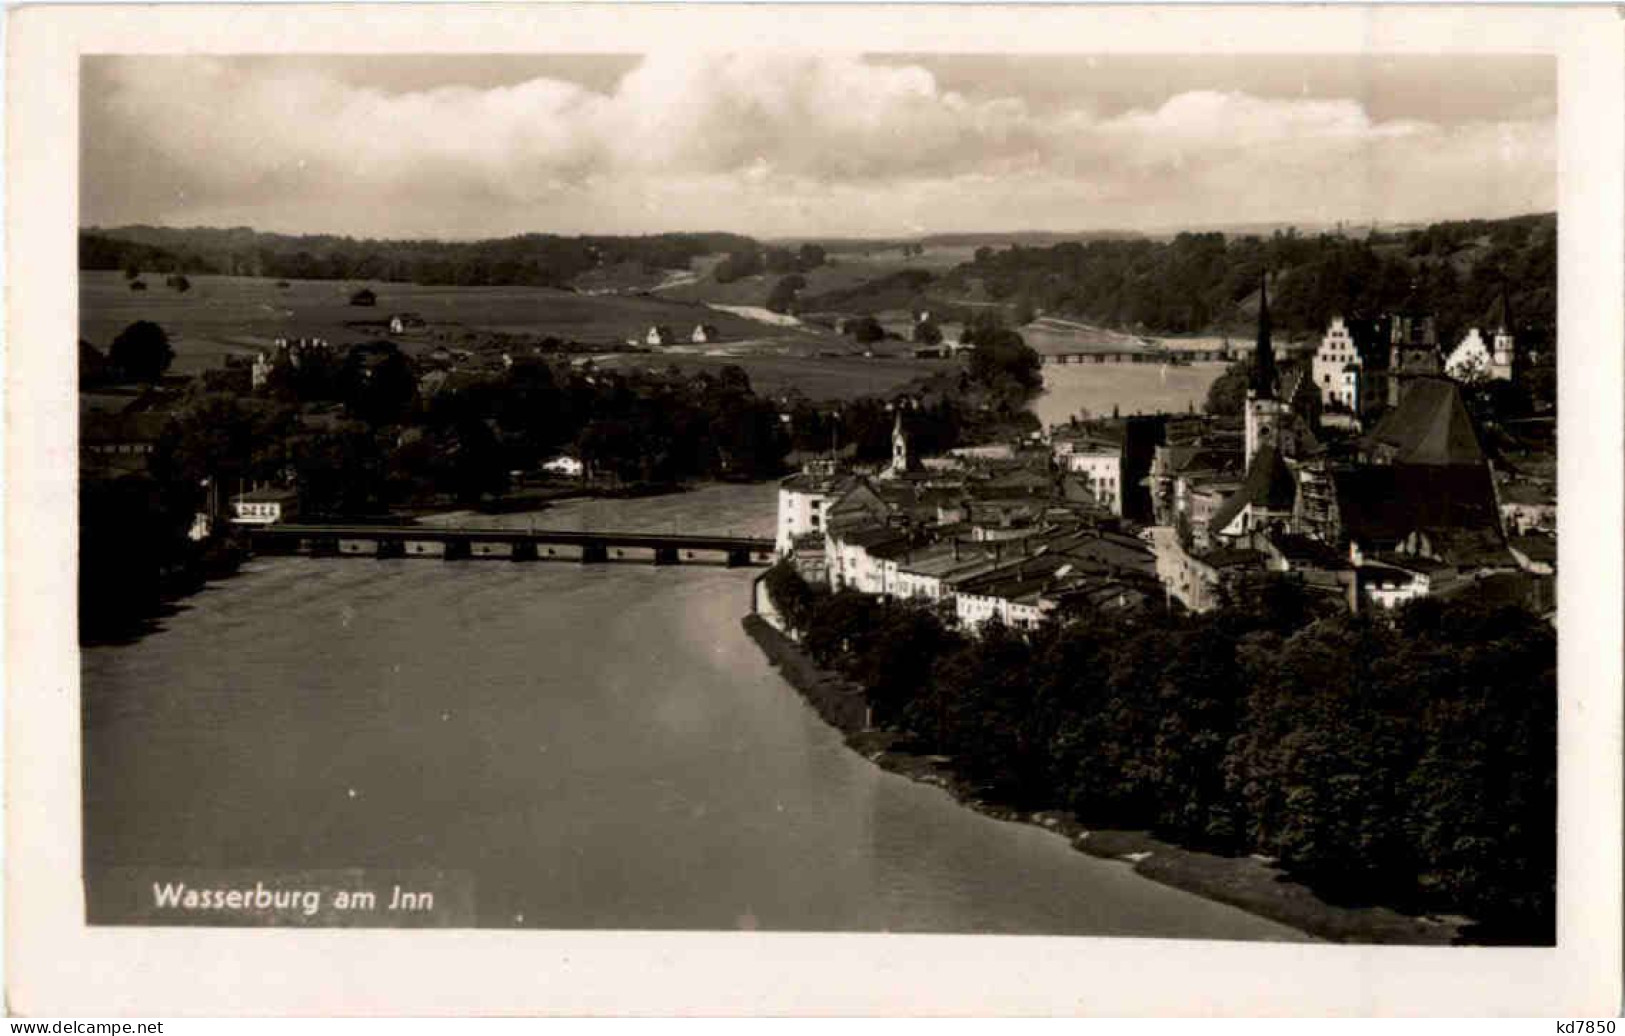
642,324,722,347
776,414,1156,632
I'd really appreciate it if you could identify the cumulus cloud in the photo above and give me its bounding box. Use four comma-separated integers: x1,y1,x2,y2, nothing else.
81,54,1555,238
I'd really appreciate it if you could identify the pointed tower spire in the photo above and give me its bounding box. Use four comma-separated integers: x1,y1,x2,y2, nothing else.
1250,271,1277,399
1489,279,1511,333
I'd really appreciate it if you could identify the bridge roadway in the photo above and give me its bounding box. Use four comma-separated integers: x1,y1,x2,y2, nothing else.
1042,348,1232,365
250,524,776,567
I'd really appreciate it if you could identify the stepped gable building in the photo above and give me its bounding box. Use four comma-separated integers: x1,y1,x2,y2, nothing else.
1312,316,1363,411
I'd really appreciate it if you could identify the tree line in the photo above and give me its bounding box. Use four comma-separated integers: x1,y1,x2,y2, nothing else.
80,227,758,288
943,213,1556,356
763,563,1555,943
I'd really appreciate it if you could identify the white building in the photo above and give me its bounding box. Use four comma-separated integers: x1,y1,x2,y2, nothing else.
230,487,300,526
1356,559,1435,610
775,466,854,555
1058,445,1122,515
825,525,904,595
1445,328,1494,383
1312,316,1361,410
542,455,584,478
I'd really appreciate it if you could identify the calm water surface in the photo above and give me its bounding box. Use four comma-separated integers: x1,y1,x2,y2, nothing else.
82,483,1302,939
1033,362,1226,429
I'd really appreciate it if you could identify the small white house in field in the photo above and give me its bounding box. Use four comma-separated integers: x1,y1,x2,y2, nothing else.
389,312,427,335
645,325,676,347
691,323,721,344
542,455,585,478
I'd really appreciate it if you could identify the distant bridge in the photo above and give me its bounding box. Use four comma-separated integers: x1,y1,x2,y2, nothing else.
1042,347,1235,366
250,524,776,567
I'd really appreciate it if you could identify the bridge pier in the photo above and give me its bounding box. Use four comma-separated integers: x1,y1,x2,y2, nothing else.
252,526,775,569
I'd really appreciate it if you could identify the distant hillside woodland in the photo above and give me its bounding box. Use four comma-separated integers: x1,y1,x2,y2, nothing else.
941,214,1556,355
81,213,1556,351
79,226,756,288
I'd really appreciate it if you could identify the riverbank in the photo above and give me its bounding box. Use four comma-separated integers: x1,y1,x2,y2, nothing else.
742,612,1465,945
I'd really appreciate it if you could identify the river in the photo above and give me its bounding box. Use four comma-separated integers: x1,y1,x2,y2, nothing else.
80,555,1296,936
1032,362,1226,429
81,460,1299,939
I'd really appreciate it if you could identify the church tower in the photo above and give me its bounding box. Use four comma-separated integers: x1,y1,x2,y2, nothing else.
1489,284,1516,381
1244,273,1282,469
881,406,919,480
891,409,910,473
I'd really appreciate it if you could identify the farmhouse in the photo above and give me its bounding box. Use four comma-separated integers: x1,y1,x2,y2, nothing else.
389,312,428,335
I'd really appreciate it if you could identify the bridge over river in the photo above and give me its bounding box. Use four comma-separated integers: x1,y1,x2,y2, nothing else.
250,523,776,567
1042,345,1237,365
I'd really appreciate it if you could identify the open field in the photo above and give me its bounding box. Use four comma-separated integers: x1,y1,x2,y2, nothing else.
595,351,950,402
81,271,839,373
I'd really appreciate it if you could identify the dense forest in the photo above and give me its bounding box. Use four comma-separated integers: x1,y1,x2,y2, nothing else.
80,226,756,288
940,213,1557,353
763,563,1555,944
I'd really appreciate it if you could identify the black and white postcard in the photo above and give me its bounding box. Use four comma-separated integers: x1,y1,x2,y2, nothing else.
6,2,1622,1017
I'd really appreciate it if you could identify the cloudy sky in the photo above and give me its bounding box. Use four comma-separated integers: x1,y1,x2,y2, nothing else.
82,53,1555,240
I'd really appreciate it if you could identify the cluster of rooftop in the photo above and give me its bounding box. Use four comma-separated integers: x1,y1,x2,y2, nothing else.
776,275,1556,629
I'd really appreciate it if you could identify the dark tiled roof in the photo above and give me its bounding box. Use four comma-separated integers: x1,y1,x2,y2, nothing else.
1270,533,1351,569
1510,534,1557,563
1369,551,1455,574
1198,548,1267,570
1434,570,1555,613
836,525,908,551
1363,377,1485,465
236,487,299,503
1208,442,1297,535
1332,464,1500,546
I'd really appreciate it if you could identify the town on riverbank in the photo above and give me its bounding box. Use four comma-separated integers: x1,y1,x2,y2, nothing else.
76,121,1556,945
751,266,1556,944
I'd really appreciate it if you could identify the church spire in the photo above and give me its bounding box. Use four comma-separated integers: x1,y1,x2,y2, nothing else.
1250,271,1277,399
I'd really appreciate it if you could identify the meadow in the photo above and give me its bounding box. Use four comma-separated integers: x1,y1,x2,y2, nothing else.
80,271,836,373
